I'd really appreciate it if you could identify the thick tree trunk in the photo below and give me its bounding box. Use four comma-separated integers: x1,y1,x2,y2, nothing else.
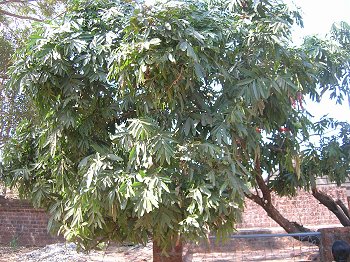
312,188,350,226
153,239,183,262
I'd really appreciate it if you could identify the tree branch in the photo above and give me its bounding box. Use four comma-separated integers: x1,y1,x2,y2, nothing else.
245,190,320,245
0,0,38,4
244,191,264,206
245,159,320,245
336,199,350,220
312,188,350,226
254,159,272,204
267,145,286,153
0,9,43,22
0,73,8,80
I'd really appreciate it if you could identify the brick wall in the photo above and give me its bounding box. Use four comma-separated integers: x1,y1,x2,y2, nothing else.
0,186,347,247
318,227,350,261
238,186,347,229
0,198,63,246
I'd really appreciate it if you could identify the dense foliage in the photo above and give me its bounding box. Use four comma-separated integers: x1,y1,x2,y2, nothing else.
2,0,350,251
0,0,67,149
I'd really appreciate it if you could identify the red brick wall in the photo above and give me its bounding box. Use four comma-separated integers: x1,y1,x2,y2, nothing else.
238,186,347,229
0,198,63,246
318,227,350,261
0,186,347,247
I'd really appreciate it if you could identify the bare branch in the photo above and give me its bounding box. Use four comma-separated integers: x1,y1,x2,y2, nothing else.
0,73,8,79
312,188,350,226
244,191,264,206
336,199,350,220
244,190,320,245
254,158,272,204
267,145,286,153
0,9,43,22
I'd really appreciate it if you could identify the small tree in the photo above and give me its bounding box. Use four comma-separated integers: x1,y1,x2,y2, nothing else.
2,0,350,260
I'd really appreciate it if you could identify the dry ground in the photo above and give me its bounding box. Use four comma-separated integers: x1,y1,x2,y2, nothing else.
0,242,319,262
0,243,153,262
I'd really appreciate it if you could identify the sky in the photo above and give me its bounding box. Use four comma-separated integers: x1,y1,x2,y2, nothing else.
288,0,350,43
286,0,350,124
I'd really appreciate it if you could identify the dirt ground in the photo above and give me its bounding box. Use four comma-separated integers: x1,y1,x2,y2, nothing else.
0,243,153,262
0,246,36,262
0,242,319,262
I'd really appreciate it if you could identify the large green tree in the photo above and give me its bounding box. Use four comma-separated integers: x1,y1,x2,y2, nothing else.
2,0,350,260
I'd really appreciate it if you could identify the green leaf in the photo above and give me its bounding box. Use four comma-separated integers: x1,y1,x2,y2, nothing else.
186,44,198,61
149,38,162,46
107,154,123,162
168,53,176,63
179,41,188,51
237,78,254,86
184,118,192,136
194,62,204,80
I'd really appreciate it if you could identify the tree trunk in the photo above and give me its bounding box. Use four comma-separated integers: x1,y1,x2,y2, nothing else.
153,239,183,262
245,165,321,245
246,192,321,245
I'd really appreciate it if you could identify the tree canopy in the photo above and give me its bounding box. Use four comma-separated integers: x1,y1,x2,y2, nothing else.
0,0,67,149
0,0,64,23
1,0,350,254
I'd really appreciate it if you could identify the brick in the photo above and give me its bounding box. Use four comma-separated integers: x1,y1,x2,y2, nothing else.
238,186,346,229
0,185,347,247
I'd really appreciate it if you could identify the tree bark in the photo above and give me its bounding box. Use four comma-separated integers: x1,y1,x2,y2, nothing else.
245,192,321,245
245,166,321,245
336,199,350,220
0,9,43,22
153,239,183,262
312,188,350,226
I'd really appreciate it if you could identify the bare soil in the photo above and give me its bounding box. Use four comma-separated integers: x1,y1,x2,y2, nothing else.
0,242,319,262
0,243,153,262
